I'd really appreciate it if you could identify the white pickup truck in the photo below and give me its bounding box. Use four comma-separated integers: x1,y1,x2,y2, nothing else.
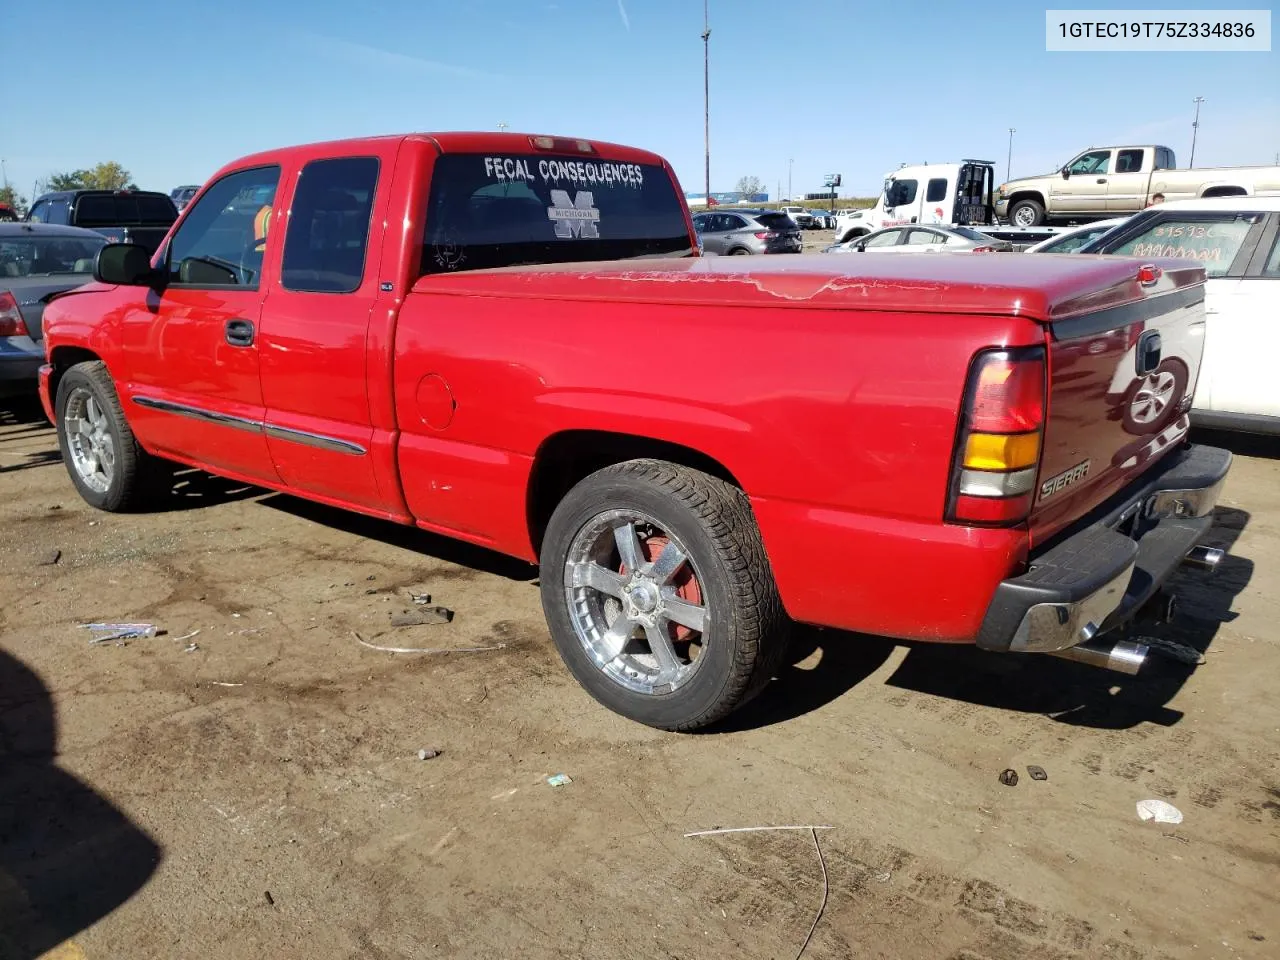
996,145,1280,227
833,160,1068,247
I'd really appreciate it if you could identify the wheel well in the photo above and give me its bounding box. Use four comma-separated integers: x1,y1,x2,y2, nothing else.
47,346,103,403
1200,185,1247,198
526,430,742,555
1006,191,1045,208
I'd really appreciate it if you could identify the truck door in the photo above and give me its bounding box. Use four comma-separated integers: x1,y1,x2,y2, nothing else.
258,149,404,516
922,176,950,224
1106,147,1151,213
1050,149,1113,214
881,177,919,226
120,165,281,483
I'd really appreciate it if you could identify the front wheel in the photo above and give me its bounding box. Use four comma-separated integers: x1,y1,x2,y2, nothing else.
539,459,788,731
1007,198,1046,227
55,360,157,511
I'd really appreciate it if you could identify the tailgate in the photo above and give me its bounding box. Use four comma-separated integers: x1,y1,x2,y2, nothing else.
1029,262,1206,544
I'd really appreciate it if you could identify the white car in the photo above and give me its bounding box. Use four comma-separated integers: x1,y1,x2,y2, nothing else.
1080,196,1280,435
1024,217,1130,253
824,224,1011,254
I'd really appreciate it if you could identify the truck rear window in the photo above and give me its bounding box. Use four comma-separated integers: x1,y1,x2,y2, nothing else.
421,153,693,275
74,194,177,227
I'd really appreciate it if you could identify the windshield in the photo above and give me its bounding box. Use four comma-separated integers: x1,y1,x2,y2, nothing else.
421,153,692,275
0,235,106,276
1040,227,1111,253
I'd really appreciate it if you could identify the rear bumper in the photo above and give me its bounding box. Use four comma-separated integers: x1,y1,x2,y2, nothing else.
976,443,1231,654
0,337,44,398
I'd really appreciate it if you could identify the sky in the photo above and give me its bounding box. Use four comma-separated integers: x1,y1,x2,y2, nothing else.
2,0,1277,202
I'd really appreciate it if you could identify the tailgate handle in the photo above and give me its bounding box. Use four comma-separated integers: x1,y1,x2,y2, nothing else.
1136,330,1162,376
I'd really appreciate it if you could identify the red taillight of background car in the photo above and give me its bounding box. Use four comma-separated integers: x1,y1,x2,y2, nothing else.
971,245,997,253
0,291,26,337
754,231,778,240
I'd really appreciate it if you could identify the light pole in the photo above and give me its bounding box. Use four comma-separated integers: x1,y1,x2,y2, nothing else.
497,122,509,133
788,158,793,202
702,0,711,204
1189,96,1205,169
1006,128,1015,182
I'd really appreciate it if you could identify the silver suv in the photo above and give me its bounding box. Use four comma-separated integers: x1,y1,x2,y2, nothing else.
692,209,803,255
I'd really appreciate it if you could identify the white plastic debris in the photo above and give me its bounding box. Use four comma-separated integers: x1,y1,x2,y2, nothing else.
1136,799,1184,824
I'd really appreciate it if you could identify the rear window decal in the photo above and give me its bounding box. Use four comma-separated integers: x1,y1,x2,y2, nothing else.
547,190,601,239
483,156,644,189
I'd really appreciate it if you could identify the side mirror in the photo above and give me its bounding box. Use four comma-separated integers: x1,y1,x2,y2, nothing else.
1061,167,1071,179
94,243,156,286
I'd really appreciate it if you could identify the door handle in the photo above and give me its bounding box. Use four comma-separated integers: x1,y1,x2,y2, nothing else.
1096,178,1108,184
225,319,255,347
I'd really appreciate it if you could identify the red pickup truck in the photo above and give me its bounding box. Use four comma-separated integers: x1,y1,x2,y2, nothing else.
39,132,1231,730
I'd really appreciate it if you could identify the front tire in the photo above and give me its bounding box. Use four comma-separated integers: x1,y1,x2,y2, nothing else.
1008,198,1046,227
55,360,156,511
539,459,788,731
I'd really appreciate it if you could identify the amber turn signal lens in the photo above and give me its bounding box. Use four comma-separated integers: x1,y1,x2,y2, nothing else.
963,431,1041,471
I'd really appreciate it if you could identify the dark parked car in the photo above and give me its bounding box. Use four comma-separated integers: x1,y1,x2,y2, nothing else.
170,184,200,211
692,209,802,255
26,189,177,254
0,223,106,396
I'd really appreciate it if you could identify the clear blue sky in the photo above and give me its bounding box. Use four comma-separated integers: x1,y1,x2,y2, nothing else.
2,0,1276,201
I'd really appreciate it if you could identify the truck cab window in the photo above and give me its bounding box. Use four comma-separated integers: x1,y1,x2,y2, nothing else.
887,180,917,206
281,157,379,293
28,201,49,223
1116,149,1144,173
166,165,281,288
1068,150,1110,175
925,179,948,204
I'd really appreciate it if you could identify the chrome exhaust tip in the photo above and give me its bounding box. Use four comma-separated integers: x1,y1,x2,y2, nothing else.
1183,545,1224,572
1049,637,1148,675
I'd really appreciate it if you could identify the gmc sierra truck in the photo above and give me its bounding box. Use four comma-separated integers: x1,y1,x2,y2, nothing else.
997,144,1280,227
39,132,1231,730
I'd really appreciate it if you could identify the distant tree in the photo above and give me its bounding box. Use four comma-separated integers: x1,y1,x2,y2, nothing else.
735,175,764,198
0,183,27,217
84,161,133,190
43,162,134,192
46,170,90,191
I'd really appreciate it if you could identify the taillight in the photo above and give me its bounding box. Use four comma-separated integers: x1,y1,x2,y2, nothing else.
754,231,778,240
971,245,996,253
0,291,26,337
946,347,1047,527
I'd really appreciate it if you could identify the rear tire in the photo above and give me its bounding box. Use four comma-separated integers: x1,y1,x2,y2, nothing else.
729,247,752,256
55,360,157,511
539,459,789,731
1008,198,1046,227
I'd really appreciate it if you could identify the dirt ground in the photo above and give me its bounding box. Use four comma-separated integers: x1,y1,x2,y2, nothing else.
1,396,1277,960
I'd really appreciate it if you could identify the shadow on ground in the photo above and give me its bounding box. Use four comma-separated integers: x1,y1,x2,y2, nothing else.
0,649,160,959
719,506,1251,733
260,494,537,582
0,397,49,428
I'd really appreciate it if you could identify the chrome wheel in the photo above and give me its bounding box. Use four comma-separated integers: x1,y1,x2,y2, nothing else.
564,509,709,695
64,387,116,494
1013,205,1036,227
1129,370,1177,424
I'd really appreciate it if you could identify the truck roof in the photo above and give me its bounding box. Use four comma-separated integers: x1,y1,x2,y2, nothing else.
217,132,669,178
415,252,1204,322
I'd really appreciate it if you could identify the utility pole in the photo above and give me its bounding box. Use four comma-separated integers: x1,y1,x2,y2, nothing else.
0,158,8,189
497,122,509,133
702,0,711,204
1006,128,1015,182
1189,96,1205,169
788,158,793,202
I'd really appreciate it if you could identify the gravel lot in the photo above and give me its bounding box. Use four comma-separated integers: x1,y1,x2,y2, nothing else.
1,396,1277,960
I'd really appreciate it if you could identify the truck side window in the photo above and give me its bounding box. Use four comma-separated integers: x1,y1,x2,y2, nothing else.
925,179,948,203
28,201,49,223
48,199,70,225
1116,149,1144,173
166,165,281,289
1260,233,1280,278
888,180,918,206
1155,148,1174,170
1108,216,1255,278
281,157,379,293
1068,150,1110,175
